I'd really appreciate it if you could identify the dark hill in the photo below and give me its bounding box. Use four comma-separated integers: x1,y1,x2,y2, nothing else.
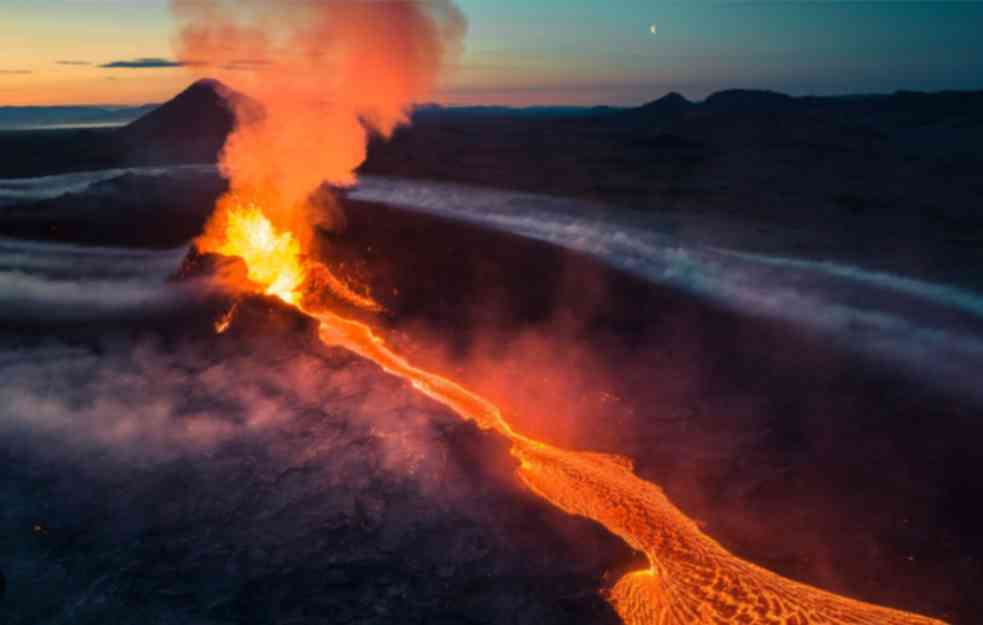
115,79,240,166
702,89,797,113
637,92,694,117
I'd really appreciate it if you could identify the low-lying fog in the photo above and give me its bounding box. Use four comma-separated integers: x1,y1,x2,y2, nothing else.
4,165,981,401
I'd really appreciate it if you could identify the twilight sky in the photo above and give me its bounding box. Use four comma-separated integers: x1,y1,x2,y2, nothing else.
2,0,982,107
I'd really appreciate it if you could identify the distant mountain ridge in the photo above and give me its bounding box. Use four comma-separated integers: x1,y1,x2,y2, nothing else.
633,87,983,119
6,83,983,133
412,103,620,119
0,104,158,130
3,79,981,178
415,87,983,120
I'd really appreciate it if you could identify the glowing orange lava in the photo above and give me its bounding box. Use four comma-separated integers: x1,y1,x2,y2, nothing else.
205,204,948,625
214,300,240,334
214,201,306,306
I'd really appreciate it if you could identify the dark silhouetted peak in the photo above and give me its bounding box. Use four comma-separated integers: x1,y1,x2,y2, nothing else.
115,78,246,165
703,89,796,113
186,78,228,95
639,92,693,116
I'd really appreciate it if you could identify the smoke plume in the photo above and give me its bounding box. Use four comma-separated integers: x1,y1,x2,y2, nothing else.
170,0,466,240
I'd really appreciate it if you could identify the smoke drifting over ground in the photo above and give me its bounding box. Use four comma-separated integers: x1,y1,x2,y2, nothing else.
1,309,440,476
0,237,453,477
0,335,625,624
350,176,983,403
171,0,466,239
0,238,193,322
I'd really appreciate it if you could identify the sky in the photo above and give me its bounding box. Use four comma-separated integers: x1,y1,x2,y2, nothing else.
1,0,982,107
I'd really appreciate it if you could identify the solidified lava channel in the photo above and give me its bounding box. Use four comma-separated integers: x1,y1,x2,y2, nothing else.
208,203,949,625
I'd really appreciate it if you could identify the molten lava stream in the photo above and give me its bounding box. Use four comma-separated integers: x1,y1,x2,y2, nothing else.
310,308,946,625
213,205,948,625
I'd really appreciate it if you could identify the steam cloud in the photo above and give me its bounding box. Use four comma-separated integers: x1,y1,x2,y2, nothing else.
170,0,466,240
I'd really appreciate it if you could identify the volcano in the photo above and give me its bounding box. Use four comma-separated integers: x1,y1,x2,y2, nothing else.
2,74,981,624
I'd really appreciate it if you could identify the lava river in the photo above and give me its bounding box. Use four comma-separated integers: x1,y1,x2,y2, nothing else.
212,203,947,625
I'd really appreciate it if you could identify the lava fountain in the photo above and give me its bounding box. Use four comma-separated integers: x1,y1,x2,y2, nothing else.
170,2,950,623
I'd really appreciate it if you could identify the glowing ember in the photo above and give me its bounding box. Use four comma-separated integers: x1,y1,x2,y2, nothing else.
211,202,948,625
214,300,239,334
306,263,384,313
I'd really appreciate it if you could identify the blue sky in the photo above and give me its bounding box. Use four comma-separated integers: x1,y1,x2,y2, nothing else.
2,0,982,105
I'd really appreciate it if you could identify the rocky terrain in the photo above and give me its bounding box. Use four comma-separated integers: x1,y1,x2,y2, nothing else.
0,291,631,625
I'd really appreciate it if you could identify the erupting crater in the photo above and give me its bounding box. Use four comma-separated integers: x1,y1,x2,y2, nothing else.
202,200,947,625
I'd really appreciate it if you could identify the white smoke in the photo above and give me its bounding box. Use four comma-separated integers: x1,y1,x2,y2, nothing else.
350,176,983,402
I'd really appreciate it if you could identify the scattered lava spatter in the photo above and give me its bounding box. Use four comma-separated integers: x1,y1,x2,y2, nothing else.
206,203,949,625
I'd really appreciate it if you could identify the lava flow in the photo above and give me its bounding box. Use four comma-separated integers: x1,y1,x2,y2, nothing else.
200,201,948,625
